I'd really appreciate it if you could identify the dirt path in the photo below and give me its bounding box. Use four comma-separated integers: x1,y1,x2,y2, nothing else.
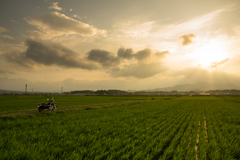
0,100,151,116
195,121,201,160
204,116,209,146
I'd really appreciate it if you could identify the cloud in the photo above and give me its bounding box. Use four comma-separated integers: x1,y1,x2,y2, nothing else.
110,62,167,79
0,26,7,33
0,69,15,74
10,20,18,23
73,14,81,19
85,46,170,77
120,21,155,37
86,49,120,68
86,47,167,69
109,48,169,78
3,39,99,69
177,8,226,31
210,58,229,68
2,39,170,79
3,50,35,68
26,12,106,39
49,2,62,11
117,47,169,61
0,34,14,39
0,26,13,39
117,47,134,59
155,51,170,58
134,48,152,61
172,67,240,86
116,7,228,44
180,34,196,46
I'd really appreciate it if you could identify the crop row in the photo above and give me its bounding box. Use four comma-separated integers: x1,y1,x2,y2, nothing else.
204,99,240,159
1,96,240,159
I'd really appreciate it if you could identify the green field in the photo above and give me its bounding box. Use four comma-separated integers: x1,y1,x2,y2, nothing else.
0,95,168,113
1,96,240,159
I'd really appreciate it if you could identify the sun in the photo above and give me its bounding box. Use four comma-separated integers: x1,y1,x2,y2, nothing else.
188,39,228,68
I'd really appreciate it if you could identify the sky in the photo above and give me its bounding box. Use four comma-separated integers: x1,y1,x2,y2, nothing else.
0,0,240,92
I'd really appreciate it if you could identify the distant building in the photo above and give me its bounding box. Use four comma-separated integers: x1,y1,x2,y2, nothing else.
200,92,210,95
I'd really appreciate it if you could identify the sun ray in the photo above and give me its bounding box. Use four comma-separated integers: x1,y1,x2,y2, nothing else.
187,39,229,68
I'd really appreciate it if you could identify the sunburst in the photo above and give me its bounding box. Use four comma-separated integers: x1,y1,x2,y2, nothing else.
188,39,228,68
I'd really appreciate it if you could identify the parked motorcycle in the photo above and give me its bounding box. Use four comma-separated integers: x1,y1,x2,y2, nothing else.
37,98,58,112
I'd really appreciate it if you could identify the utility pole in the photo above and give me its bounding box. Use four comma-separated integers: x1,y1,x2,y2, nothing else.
61,87,63,94
25,84,27,94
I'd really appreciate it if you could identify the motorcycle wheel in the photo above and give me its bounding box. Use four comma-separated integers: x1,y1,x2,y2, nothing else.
38,108,42,112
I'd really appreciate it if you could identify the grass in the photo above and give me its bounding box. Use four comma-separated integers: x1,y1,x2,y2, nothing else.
0,95,172,113
1,96,240,159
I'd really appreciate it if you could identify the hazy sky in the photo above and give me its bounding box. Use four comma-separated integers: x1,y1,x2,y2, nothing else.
1,0,240,92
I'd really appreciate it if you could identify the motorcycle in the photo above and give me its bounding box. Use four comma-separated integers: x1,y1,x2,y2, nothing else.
37,98,58,112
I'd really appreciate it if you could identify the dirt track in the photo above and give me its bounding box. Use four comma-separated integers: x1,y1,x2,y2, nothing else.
0,100,149,116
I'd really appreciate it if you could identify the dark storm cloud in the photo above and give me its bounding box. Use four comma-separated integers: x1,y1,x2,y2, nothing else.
26,12,97,36
134,48,151,61
3,39,99,69
86,49,120,67
110,62,167,79
210,58,229,68
117,47,134,59
180,34,196,46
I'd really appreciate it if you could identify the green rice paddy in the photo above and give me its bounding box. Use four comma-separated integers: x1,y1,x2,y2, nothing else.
1,96,240,159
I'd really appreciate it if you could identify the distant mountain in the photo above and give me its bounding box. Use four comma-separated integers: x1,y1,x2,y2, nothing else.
150,82,239,92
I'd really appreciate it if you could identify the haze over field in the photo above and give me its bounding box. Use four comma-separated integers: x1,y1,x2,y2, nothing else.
0,0,240,92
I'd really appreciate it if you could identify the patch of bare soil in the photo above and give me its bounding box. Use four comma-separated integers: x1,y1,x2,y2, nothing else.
195,121,201,160
204,116,209,146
